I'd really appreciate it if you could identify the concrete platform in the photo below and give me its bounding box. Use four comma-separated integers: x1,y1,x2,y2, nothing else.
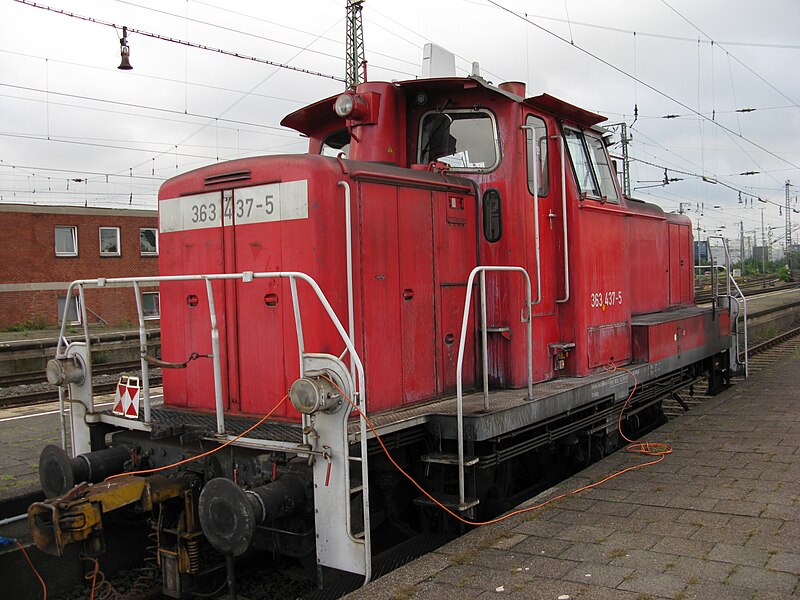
345,350,800,599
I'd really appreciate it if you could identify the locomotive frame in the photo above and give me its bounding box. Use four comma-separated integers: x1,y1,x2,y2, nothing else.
30,68,745,597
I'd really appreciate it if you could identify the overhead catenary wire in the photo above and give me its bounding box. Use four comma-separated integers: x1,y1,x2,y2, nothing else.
485,0,800,174
660,0,800,111
112,0,422,74
12,0,347,83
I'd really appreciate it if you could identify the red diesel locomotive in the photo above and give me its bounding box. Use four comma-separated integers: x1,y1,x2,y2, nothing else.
32,72,739,596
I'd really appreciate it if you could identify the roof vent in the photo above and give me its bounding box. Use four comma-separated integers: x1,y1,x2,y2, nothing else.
499,82,526,98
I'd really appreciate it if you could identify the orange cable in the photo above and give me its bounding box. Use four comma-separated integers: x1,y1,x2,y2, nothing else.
604,363,673,457
16,540,47,600
89,557,98,600
324,367,671,526
105,394,288,481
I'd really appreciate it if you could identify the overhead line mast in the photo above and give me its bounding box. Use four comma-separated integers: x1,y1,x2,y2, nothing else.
346,0,366,89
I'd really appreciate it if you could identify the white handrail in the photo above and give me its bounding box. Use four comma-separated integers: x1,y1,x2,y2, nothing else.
699,237,749,377
521,125,543,306
455,266,534,508
55,271,368,434
555,135,570,303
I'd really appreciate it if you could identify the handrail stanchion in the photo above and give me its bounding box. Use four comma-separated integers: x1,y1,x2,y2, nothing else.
132,281,151,423
289,275,311,447
204,278,226,436
77,284,93,409
455,266,533,508
479,270,490,411
707,237,748,377
555,136,570,303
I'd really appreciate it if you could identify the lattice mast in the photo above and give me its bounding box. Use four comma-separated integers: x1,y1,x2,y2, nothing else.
346,0,365,89
786,180,793,249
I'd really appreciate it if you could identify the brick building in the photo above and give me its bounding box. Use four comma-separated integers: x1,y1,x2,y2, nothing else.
0,204,159,329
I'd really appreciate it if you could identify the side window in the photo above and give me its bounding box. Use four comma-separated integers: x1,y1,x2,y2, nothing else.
563,127,619,203
140,228,158,256
418,109,500,172
585,134,619,202
99,227,121,256
55,226,78,256
564,128,600,197
525,115,549,197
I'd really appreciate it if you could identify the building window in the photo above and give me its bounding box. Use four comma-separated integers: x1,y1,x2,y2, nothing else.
57,295,81,324
55,226,78,256
140,228,159,256
142,292,160,319
99,227,121,256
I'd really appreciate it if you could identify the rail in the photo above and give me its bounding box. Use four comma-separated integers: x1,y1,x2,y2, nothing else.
455,266,534,509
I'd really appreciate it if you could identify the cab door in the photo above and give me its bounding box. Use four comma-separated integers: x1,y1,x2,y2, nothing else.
524,114,561,381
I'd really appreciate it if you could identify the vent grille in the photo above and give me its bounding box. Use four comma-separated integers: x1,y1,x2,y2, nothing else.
204,170,251,186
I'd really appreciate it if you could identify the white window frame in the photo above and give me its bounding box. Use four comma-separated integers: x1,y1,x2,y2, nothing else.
99,227,121,256
55,226,78,257
142,292,160,320
140,227,159,256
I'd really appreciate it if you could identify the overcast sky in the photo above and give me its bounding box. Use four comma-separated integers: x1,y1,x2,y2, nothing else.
2,0,799,248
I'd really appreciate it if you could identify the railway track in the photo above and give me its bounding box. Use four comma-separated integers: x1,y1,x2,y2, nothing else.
0,361,162,409
694,277,797,304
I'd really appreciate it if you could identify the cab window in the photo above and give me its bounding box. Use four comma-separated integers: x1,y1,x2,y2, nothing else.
418,109,500,172
525,115,549,197
563,127,618,202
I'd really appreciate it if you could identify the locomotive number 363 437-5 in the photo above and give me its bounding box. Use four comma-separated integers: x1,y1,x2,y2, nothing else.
160,180,309,233
590,291,623,308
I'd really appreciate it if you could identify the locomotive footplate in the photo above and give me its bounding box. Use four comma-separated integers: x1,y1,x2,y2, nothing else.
349,339,730,445
90,405,305,449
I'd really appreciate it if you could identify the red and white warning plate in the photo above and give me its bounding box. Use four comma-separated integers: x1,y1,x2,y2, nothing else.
112,375,141,419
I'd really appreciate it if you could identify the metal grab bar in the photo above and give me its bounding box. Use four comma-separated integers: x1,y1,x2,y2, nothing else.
455,266,534,508
555,135,570,303
697,237,749,377
521,125,543,306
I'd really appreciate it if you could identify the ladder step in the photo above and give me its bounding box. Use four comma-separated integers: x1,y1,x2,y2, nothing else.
421,452,479,466
350,484,364,494
352,530,365,540
413,493,480,512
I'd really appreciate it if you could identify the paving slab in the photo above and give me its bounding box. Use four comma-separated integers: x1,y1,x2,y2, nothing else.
345,350,800,599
